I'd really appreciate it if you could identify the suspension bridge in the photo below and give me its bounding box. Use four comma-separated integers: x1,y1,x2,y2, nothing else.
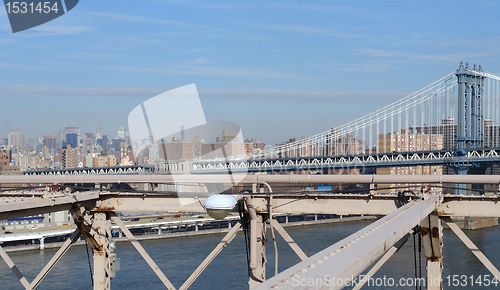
2,63,500,290
192,62,500,175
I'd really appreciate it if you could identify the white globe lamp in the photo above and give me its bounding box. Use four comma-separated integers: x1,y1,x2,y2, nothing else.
203,194,238,220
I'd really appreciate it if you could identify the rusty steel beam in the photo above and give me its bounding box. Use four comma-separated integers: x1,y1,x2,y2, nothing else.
0,191,98,221
1,191,500,219
91,194,400,215
438,197,500,217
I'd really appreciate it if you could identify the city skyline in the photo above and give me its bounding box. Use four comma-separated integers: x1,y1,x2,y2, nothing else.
2,1,500,145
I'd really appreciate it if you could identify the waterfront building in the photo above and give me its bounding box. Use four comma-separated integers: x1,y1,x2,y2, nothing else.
377,129,443,193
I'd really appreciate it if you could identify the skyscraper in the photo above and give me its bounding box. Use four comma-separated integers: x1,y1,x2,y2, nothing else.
117,126,125,139
65,127,81,148
43,133,57,150
96,121,102,140
66,133,78,149
7,128,24,151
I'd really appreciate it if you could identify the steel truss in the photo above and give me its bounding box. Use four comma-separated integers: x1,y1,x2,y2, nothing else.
192,148,500,173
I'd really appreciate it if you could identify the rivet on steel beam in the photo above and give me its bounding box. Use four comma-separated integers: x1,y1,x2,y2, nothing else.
271,284,280,288
323,256,329,260
291,274,300,278
308,264,316,268
299,269,308,273
335,249,341,253
282,279,290,283
329,252,335,256
316,260,323,264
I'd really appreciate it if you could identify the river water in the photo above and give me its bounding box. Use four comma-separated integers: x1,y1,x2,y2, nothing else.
0,219,499,289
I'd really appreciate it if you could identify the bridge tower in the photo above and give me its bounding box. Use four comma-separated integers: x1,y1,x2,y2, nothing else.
453,63,487,194
456,61,485,150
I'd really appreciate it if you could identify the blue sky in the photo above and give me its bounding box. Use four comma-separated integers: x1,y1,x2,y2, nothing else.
1,0,500,144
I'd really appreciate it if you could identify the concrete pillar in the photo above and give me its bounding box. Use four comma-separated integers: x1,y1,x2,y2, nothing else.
314,214,317,221
195,224,199,232
285,215,288,224
39,237,45,250
158,227,161,236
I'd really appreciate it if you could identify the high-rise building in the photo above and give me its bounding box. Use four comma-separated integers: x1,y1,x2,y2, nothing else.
378,129,443,153
377,129,444,193
83,133,95,152
42,146,50,160
92,154,117,168
8,128,24,150
66,133,78,149
408,118,457,149
62,144,79,169
58,130,65,150
0,150,21,189
96,121,102,140
117,126,125,139
43,134,57,150
64,127,80,148
97,135,108,152
484,119,500,148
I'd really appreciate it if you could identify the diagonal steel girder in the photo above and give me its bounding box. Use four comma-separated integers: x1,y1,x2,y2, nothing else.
254,199,438,290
